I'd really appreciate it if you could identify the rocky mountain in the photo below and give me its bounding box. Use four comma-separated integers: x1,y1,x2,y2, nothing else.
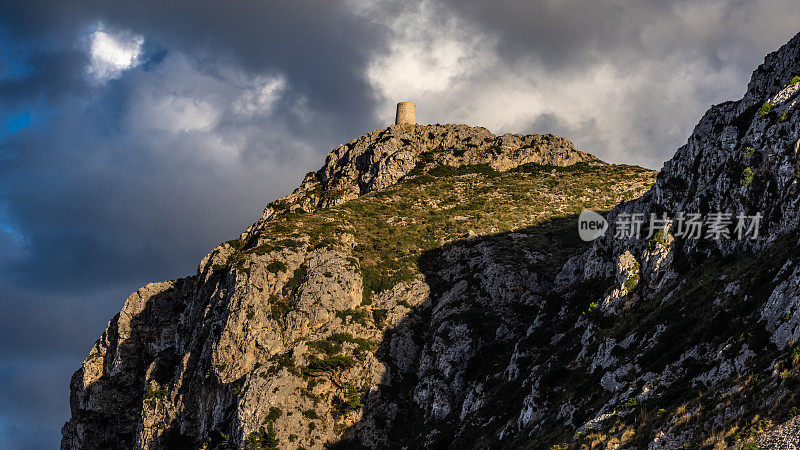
62,32,800,449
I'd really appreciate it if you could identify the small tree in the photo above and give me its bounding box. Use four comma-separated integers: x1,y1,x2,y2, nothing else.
244,422,279,450
345,383,364,410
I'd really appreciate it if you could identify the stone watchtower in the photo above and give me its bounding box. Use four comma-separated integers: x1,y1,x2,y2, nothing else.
395,101,416,126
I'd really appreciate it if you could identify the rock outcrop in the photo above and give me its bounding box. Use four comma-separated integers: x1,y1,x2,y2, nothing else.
63,31,800,450
255,124,595,221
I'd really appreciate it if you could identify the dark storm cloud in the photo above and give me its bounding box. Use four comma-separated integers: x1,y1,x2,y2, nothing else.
0,3,395,445
0,49,89,107
362,0,800,168
433,0,789,71
435,0,665,68
0,1,798,447
0,0,387,132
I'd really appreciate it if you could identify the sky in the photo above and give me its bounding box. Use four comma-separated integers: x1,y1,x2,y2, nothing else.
0,0,798,447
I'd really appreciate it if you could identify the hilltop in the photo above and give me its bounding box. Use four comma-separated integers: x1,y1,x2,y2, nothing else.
62,31,800,449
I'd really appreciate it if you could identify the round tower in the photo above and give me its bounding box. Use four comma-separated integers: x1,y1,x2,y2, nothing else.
395,101,416,126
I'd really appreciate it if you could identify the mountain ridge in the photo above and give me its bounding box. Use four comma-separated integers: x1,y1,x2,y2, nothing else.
62,31,800,449
251,123,596,224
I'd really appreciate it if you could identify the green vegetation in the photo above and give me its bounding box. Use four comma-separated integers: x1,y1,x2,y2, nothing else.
343,383,363,410
791,75,800,85
361,265,415,305
268,199,290,212
143,384,167,402
266,261,287,274
744,146,756,157
265,351,295,376
268,265,307,321
333,383,365,416
427,163,500,178
247,159,654,328
268,295,292,322
372,308,388,328
248,243,276,255
624,274,640,292
302,409,319,419
335,308,371,326
304,355,357,375
743,167,755,185
614,397,640,412
283,265,307,298
582,302,600,320
266,406,282,422
245,407,281,449
306,333,376,356
779,110,791,123
647,229,665,250
759,100,775,117
225,239,245,250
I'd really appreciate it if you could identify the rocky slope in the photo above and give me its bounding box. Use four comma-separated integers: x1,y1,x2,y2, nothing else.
63,32,800,449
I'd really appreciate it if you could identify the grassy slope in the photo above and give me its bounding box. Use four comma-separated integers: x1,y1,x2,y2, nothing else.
246,161,655,309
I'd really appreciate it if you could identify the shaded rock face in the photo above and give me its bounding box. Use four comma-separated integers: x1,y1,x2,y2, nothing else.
63,32,800,450
588,32,800,263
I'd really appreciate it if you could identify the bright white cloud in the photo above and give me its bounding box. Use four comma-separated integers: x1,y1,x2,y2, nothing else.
86,27,144,82
360,0,493,109
130,94,220,133
356,0,779,169
123,53,308,166
233,76,286,116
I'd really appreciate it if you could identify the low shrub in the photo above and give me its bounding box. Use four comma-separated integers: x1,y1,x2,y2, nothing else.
743,167,754,185
266,261,287,274
305,355,357,374
624,275,640,292
372,308,388,328
759,100,775,117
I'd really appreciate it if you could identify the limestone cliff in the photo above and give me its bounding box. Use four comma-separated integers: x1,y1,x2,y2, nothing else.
63,31,800,449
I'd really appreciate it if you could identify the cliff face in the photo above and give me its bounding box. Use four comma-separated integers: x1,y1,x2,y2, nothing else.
61,124,632,449
63,32,800,449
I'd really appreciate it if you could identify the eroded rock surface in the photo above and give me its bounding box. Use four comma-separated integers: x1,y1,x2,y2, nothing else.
63,31,800,450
